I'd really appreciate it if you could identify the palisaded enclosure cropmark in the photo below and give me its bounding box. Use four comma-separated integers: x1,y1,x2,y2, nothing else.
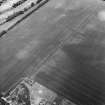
0,0,105,105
